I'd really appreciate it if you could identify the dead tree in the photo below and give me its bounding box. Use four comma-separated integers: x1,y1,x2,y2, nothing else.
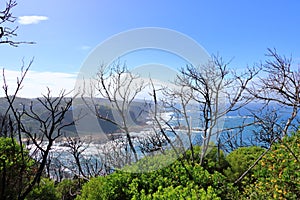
82,61,146,166
17,90,74,199
57,136,106,178
167,56,260,165
234,49,300,184
0,0,34,46
0,113,13,137
1,61,75,199
249,48,300,139
64,136,89,178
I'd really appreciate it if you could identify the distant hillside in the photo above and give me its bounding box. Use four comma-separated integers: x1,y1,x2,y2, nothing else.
0,97,151,137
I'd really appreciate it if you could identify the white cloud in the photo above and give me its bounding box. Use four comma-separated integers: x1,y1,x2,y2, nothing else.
0,70,77,98
80,45,91,51
18,16,49,25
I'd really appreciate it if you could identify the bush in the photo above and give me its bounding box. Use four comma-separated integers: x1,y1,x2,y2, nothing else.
76,148,239,200
224,146,265,184
138,184,220,200
26,178,59,200
56,179,84,200
242,132,300,199
75,177,104,200
0,137,35,199
201,146,230,174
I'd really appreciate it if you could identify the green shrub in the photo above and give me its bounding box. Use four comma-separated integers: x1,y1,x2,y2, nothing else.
26,178,59,200
76,147,239,200
75,177,105,200
76,172,133,200
242,132,300,199
56,178,84,200
138,184,220,200
224,146,265,184
183,145,229,174
0,137,35,199
202,146,230,174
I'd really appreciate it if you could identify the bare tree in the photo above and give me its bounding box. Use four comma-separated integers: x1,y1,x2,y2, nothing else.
137,131,167,156
0,112,14,137
1,61,75,199
77,56,260,171
249,48,300,138
73,49,298,183
234,49,300,184
55,135,108,179
64,136,90,179
81,62,146,165
219,122,253,153
163,56,260,165
0,0,34,46
17,91,74,199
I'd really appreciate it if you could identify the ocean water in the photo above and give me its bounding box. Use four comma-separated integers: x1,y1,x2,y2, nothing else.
34,102,299,178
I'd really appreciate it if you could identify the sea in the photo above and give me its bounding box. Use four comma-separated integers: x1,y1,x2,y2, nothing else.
28,102,298,178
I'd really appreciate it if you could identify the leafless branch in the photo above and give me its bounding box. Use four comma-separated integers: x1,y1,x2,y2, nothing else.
0,0,35,46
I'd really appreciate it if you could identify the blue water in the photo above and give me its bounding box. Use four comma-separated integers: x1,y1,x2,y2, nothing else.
165,102,298,150
48,102,299,178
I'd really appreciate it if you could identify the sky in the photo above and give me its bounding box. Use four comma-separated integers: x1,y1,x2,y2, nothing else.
0,0,300,97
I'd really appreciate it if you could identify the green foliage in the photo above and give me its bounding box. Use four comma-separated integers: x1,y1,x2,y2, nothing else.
25,178,59,200
202,146,230,174
76,172,133,200
76,147,239,200
65,133,300,200
242,132,300,199
0,137,35,199
122,149,178,173
224,146,265,183
75,176,107,200
56,179,84,200
7,137,298,200
137,184,220,200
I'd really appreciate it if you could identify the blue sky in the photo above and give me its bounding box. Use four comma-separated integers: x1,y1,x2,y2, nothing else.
0,0,300,97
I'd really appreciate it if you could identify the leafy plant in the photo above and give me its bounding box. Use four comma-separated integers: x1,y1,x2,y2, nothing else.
56,178,84,200
224,146,265,184
76,147,238,200
242,132,300,199
0,137,35,199
25,178,59,200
